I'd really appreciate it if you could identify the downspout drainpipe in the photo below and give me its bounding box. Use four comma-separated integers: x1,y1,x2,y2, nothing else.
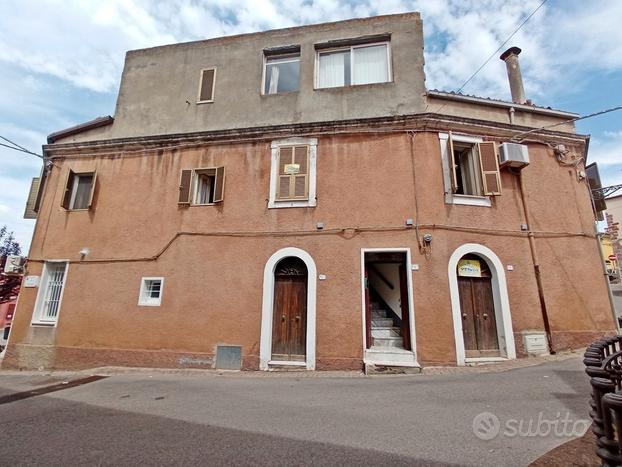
518,170,555,354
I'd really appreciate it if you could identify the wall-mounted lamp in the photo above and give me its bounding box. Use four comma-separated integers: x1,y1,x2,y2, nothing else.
79,247,90,260
405,218,414,227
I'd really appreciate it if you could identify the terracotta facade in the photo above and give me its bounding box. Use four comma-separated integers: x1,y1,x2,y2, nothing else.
3,14,616,371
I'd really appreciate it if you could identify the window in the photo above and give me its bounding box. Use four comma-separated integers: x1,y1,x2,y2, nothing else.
61,170,96,210
269,138,317,209
263,53,300,95
32,262,68,325
138,277,164,306
178,167,225,205
438,133,502,206
316,43,390,89
197,68,216,103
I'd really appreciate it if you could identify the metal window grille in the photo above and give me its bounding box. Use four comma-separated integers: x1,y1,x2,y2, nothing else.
42,263,67,320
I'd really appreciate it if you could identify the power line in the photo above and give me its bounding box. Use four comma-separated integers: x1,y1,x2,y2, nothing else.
430,0,548,115
512,105,622,141
0,138,43,159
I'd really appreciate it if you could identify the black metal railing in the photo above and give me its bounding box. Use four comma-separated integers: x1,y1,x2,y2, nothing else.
584,337,622,466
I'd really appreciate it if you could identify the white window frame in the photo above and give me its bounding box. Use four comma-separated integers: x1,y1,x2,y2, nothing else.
268,137,318,209
261,53,301,96
438,132,492,207
191,168,217,206
31,260,69,326
314,41,392,89
196,67,217,104
138,277,164,307
69,173,94,210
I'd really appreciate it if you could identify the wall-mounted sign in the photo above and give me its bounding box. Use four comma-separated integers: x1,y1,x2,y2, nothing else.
458,259,481,277
284,163,300,174
24,275,40,287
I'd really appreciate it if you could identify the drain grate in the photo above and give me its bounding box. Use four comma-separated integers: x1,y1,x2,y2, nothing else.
0,375,108,405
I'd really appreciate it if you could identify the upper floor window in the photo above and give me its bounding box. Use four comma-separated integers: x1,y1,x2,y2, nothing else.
197,68,216,103
138,277,164,307
263,52,300,95
62,170,96,210
269,137,317,209
178,167,225,205
438,133,502,207
316,42,391,89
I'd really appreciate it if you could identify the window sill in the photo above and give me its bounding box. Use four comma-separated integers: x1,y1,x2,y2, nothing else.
268,199,316,209
190,203,217,207
447,194,491,207
261,90,300,97
31,321,56,327
196,100,214,105
138,302,162,307
314,80,393,91
63,208,91,212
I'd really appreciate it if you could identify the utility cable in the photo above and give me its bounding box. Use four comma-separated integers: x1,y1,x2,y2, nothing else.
0,139,43,159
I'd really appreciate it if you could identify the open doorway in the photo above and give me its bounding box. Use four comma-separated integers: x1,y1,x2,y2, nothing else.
362,251,416,367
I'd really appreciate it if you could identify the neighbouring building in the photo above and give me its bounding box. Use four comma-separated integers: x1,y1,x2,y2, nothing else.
4,13,616,372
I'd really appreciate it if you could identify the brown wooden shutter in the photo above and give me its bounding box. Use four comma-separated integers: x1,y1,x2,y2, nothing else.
87,171,97,208
276,146,293,200
24,177,40,219
61,170,75,209
478,142,502,196
34,165,47,213
293,146,309,198
198,69,216,102
447,132,457,193
178,170,192,204
213,166,225,203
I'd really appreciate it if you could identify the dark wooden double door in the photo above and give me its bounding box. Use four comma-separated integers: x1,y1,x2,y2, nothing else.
271,257,307,361
458,276,500,358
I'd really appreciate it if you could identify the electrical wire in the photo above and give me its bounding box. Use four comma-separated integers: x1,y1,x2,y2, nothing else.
429,0,548,115
0,138,43,159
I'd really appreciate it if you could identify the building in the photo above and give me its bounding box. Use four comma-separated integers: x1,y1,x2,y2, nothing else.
3,13,616,372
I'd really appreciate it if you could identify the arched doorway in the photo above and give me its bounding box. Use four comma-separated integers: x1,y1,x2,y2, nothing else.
456,254,499,358
271,257,308,361
259,247,317,370
448,244,516,365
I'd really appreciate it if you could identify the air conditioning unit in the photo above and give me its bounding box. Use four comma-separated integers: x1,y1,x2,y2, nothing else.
3,255,25,275
499,142,530,169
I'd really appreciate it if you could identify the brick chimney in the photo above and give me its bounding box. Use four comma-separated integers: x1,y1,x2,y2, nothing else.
500,46,526,105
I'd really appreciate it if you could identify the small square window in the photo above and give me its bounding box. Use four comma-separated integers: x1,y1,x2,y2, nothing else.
263,53,300,95
138,277,164,307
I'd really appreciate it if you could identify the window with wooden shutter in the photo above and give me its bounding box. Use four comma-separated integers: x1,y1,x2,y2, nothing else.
61,170,96,210
276,145,309,200
213,166,225,203
447,132,457,193
478,142,502,196
24,177,40,219
181,167,225,205
197,68,216,103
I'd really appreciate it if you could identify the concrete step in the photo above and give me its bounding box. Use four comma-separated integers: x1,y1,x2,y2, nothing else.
371,327,401,338
364,347,419,368
371,318,394,327
372,310,387,319
372,336,404,348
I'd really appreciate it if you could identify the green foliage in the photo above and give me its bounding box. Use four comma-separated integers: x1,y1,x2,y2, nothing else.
0,225,21,257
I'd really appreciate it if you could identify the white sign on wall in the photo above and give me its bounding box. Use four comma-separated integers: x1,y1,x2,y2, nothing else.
24,275,40,288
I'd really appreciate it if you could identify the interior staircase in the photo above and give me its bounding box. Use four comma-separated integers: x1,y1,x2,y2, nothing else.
370,302,403,349
365,300,419,372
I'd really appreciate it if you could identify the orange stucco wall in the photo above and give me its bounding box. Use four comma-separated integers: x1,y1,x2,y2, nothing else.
4,131,615,370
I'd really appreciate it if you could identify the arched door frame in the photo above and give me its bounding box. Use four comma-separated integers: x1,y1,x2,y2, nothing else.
260,247,317,370
448,243,516,366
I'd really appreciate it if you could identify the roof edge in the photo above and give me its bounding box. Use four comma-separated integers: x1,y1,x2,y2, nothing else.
47,116,114,144
427,90,579,118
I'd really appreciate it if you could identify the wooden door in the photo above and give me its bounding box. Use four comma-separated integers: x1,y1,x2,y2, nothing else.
458,276,499,358
272,258,307,361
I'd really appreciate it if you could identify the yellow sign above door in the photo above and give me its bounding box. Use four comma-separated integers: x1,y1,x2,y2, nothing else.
458,259,482,277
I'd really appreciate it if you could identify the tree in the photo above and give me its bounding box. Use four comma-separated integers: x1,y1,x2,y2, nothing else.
0,226,22,303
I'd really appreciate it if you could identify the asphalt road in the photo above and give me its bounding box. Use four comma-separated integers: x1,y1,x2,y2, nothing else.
0,357,591,466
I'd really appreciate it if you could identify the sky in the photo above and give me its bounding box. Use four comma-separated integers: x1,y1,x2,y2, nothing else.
0,0,621,253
